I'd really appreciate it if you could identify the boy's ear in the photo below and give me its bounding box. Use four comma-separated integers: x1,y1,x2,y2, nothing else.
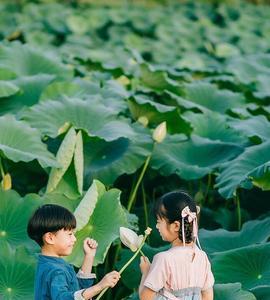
43,232,56,245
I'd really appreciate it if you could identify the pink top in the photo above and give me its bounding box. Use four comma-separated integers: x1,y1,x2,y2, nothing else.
144,245,214,293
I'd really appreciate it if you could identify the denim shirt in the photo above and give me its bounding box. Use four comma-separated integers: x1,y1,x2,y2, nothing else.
34,255,95,300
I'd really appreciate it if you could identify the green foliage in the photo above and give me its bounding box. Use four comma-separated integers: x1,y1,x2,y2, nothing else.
0,0,270,299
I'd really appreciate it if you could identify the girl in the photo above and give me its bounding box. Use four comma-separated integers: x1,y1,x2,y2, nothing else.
139,191,214,300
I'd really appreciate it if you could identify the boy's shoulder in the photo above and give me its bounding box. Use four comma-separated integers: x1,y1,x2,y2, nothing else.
37,255,71,274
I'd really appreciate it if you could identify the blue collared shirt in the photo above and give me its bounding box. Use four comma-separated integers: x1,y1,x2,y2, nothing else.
34,255,95,300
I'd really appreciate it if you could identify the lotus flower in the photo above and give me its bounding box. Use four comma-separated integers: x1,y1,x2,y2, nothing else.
119,227,144,252
152,121,167,143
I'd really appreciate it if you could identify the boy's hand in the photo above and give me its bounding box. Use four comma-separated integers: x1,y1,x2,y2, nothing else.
83,238,98,257
140,256,151,275
99,271,120,289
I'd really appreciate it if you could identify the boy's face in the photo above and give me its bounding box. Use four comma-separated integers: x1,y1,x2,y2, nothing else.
46,228,76,257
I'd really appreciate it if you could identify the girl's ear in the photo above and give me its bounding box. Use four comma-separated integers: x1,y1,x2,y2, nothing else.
43,232,56,245
173,220,181,232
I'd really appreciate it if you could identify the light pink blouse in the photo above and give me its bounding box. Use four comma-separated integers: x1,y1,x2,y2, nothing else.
144,245,214,293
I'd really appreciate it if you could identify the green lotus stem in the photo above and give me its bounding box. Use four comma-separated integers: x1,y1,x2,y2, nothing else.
0,157,5,178
236,191,242,230
204,174,212,204
127,154,152,212
140,249,146,257
142,184,149,229
96,232,150,300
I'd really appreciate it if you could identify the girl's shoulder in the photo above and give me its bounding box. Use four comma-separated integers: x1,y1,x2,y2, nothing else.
152,249,170,262
153,246,210,264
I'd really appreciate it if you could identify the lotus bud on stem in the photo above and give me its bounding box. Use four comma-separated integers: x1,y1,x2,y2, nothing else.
96,227,152,300
152,121,167,143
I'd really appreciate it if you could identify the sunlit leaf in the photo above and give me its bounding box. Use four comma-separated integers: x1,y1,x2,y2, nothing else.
67,185,128,267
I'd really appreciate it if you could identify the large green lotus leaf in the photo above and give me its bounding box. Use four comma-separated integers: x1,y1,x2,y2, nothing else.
216,141,270,199
214,283,256,300
40,81,82,101
84,124,153,185
73,79,128,112
226,54,270,84
0,42,73,80
0,115,58,168
139,63,182,94
0,189,42,248
228,115,270,142
183,111,248,145
0,81,20,98
200,217,270,254
251,285,270,300
183,81,245,114
0,242,35,300
87,46,140,75
212,243,270,289
41,78,128,112
117,244,169,289
151,134,243,180
67,187,128,267
128,95,191,135
0,75,54,116
21,98,134,141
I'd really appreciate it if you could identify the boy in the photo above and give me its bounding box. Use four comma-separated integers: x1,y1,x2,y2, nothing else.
27,204,120,300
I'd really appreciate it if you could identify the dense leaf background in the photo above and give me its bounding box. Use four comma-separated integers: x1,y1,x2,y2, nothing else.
0,0,270,299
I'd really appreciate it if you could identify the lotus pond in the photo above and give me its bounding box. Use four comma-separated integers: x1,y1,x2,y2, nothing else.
0,0,270,299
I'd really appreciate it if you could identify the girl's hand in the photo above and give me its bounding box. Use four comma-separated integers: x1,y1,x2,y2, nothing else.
83,238,98,257
140,256,151,275
99,271,120,289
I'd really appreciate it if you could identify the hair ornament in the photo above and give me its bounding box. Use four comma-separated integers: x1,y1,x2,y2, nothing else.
181,206,196,223
181,205,201,254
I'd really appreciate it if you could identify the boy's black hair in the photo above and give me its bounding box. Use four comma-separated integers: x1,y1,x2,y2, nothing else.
27,204,76,247
154,191,197,243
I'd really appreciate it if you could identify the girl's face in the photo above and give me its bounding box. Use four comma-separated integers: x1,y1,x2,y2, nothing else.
156,216,179,243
